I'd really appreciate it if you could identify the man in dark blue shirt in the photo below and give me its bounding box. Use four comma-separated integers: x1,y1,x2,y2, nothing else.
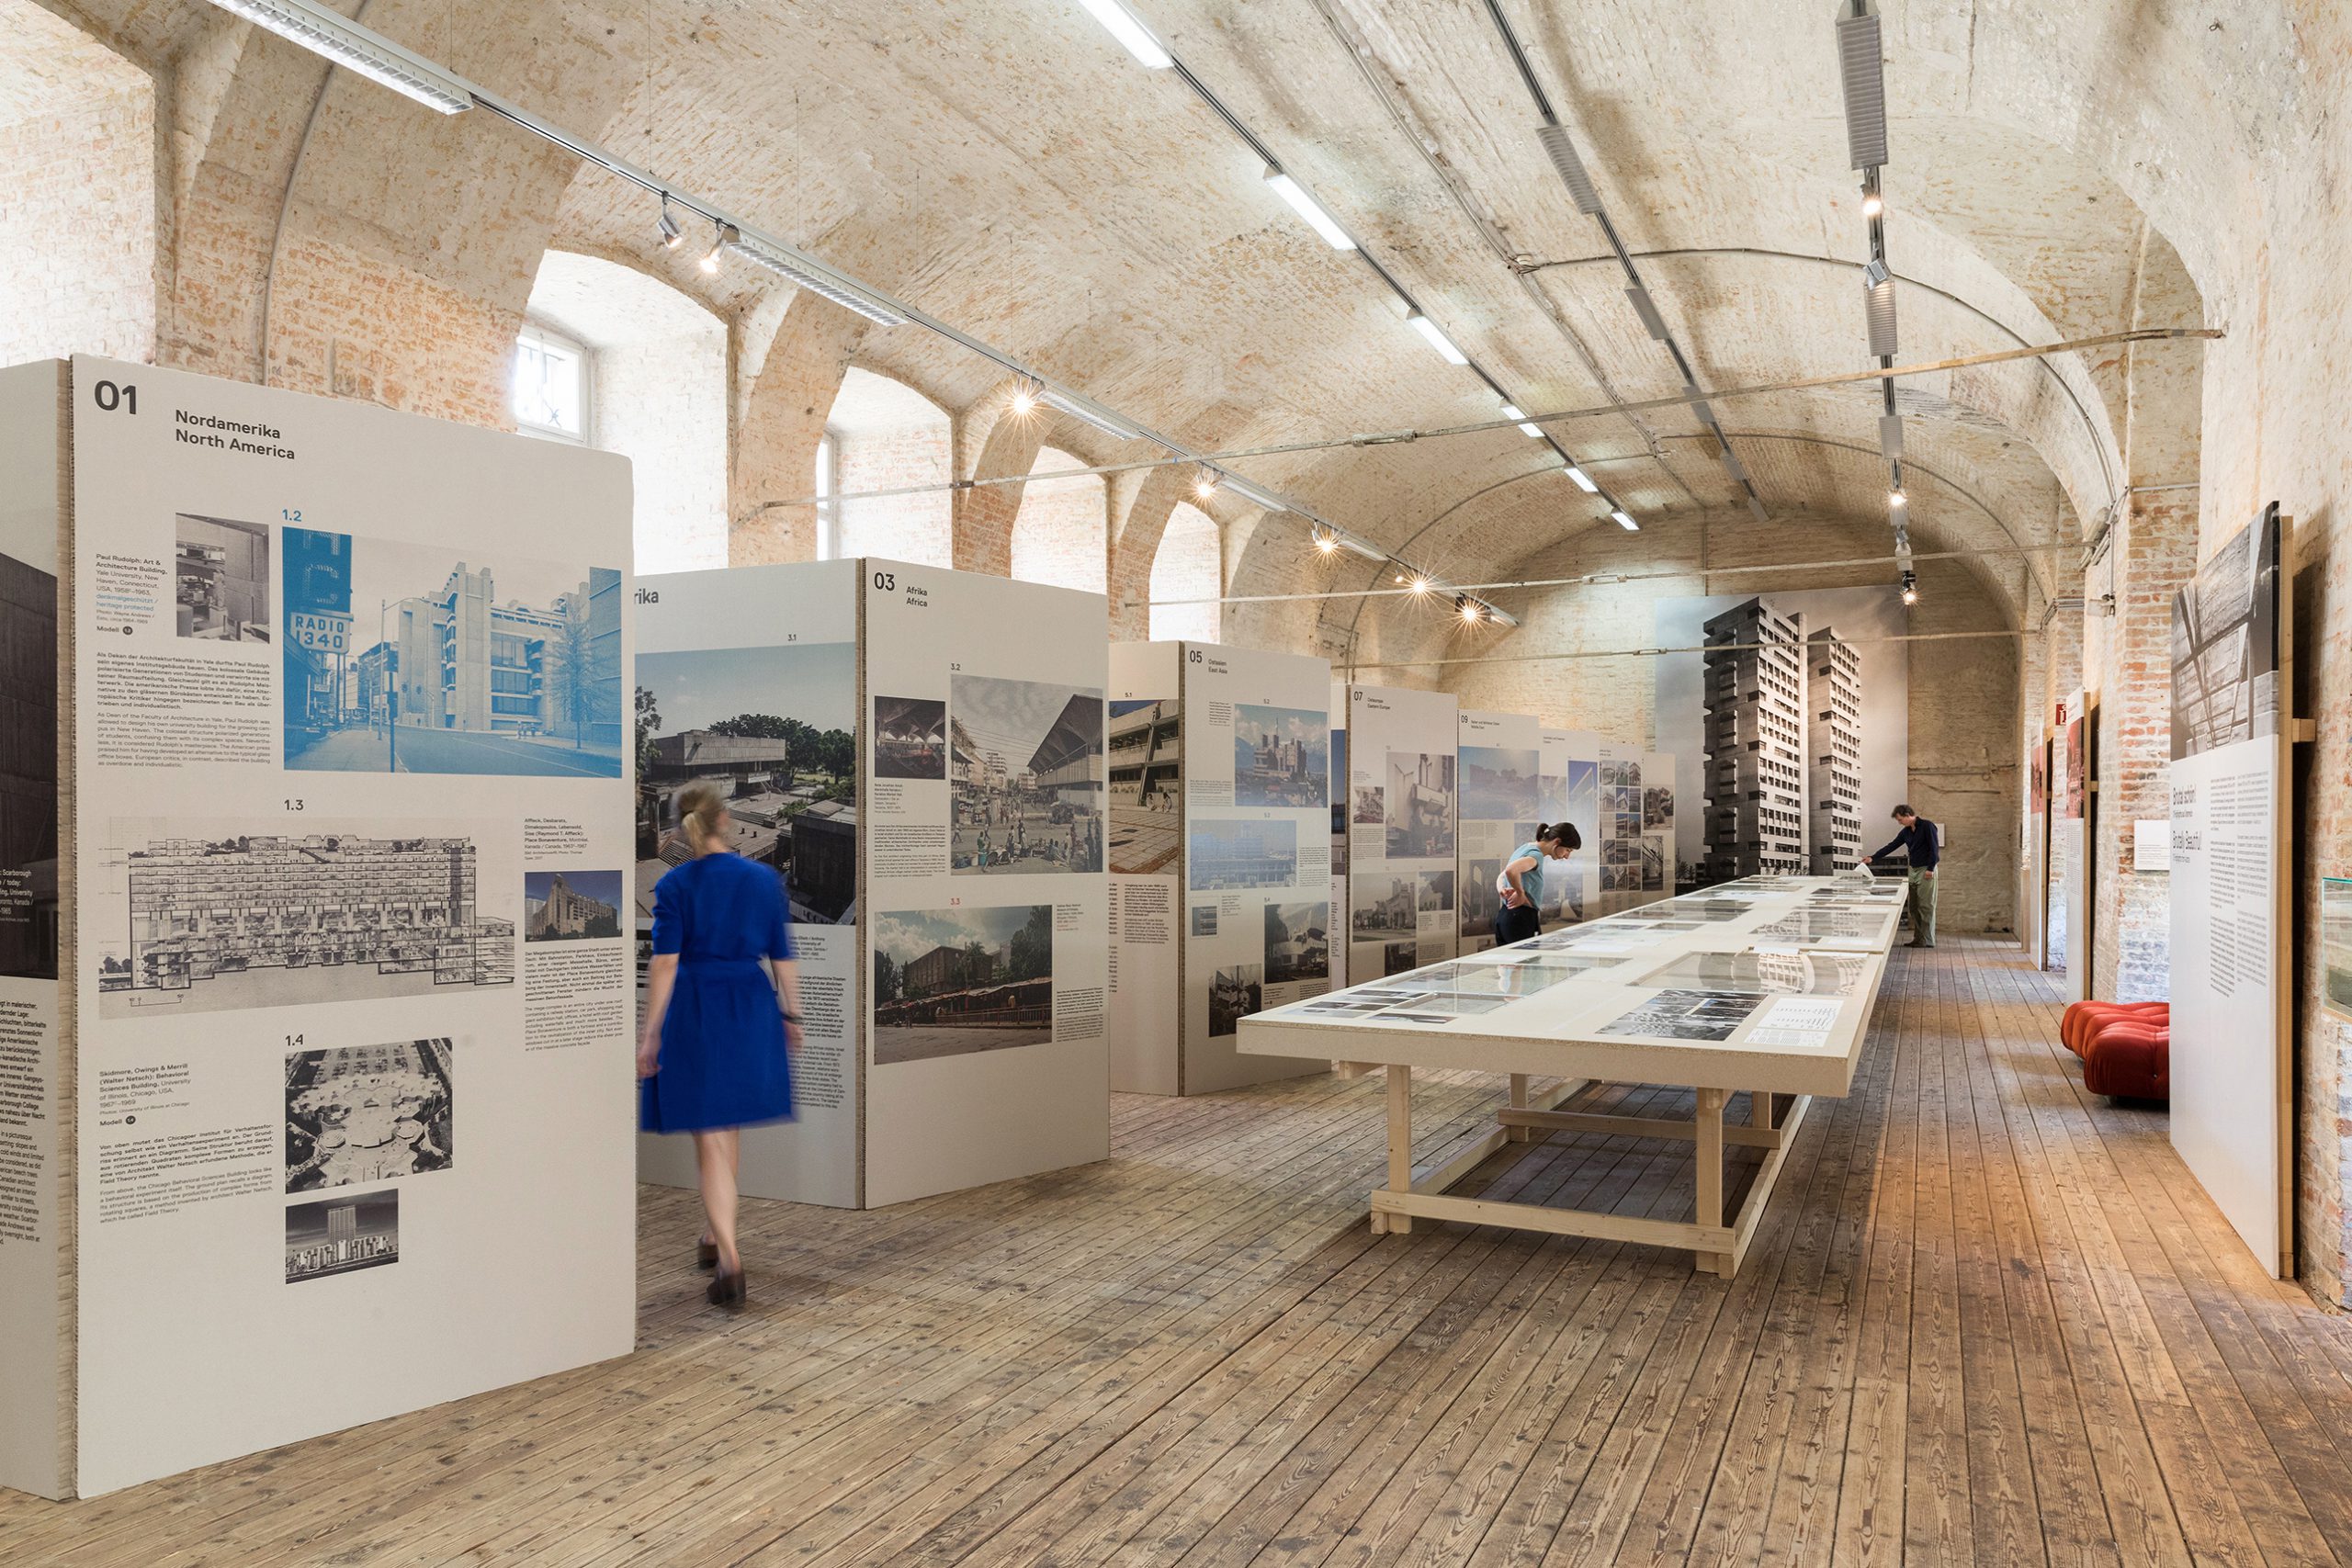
1861,804,1939,948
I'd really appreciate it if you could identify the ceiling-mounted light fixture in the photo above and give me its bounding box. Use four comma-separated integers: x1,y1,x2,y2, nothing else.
1071,0,1173,69
1564,465,1600,493
1835,0,1888,171
1499,403,1544,438
1329,529,1386,561
1456,595,1484,624
700,222,730,275
657,197,683,250
1406,312,1467,366
1888,487,1907,508
1860,188,1884,219
1193,467,1219,501
1263,167,1357,252
1008,380,1039,417
201,0,474,114
1899,568,1918,606
1221,475,1285,512
723,231,907,324
1041,387,1140,440
1408,574,1432,595
1313,526,1340,556
1611,509,1639,531
1533,122,1603,214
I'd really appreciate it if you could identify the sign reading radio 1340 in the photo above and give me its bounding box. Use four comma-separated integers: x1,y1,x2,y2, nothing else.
288,610,351,654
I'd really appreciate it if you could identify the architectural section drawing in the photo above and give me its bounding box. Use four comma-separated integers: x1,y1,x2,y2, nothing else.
95,825,515,1018
1805,626,1863,873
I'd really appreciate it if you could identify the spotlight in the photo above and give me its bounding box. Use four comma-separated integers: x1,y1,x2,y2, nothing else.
1313,528,1339,556
657,197,683,250
1861,190,1884,219
1393,571,1408,584
1457,595,1483,624
1408,575,1431,595
1900,568,1918,606
1888,487,1906,508
700,222,730,275
1010,381,1038,417
1193,467,1219,501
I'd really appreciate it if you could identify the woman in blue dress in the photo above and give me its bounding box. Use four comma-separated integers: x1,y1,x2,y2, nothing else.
637,783,802,1307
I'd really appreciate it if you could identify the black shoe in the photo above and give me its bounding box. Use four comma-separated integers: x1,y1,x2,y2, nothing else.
696,1240,718,1271
707,1266,745,1308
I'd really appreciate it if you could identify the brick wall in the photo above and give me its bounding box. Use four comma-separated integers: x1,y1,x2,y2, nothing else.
1009,446,1106,594
1146,502,1221,643
599,329,729,574
0,89,156,366
837,419,953,568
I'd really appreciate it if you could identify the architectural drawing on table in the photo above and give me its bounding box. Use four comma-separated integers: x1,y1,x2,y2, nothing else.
1805,626,1863,874
1701,597,1807,880
1109,698,1181,874
97,832,514,1006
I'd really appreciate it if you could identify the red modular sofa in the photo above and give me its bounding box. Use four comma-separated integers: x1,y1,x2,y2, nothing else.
2059,999,2169,1100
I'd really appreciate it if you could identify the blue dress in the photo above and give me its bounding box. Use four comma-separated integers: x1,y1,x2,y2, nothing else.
639,852,796,1134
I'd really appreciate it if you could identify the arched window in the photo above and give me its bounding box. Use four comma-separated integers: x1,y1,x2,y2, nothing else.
519,252,727,573
824,367,952,567
1148,502,1222,643
1010,446,1106,594
0,6,156,364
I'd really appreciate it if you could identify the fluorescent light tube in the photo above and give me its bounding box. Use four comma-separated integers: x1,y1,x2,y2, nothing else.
1073,0,1173,69
1864,276,1898,356
1331,529,1387,560
1041,388,1140,440
1836,3,1888,170
1263,169,1357,251
1500,403,1544,438
1564,466,1600,492
1222,476,1285,512
1611,509,1639,531
725,231,907,325
1407,313,1467,365
204,0,473,113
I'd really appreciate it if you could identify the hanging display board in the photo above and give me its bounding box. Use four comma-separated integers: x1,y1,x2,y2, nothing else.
2167,506,2293,1277
1455,709,1542,953
633,562,862,1206
862,562,1110,1206
1107,643,1182,1094
1181,644,1331,1092
1343,684,1458,979
23,355,639,1498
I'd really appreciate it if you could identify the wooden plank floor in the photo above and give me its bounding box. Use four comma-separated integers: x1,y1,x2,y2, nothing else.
10,938,2352,1566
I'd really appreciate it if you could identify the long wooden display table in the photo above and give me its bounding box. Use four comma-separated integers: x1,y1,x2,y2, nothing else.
1237,874,1904,1276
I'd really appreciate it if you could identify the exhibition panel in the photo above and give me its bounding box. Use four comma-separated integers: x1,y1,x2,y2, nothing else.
1342,684,1459,980
863,562,1111,1206
634,562,862,1206
1539,728,1600,925
15,355,639,1498
1240,873,1903,1275
1455,708,1541,953
2167,507,2296,1276
1107,643,1182,1094
1328,681,1348,990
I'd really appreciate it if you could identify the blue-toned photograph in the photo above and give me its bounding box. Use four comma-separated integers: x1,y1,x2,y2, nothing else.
1459,745,1539,821
1231,704,1327,808
283,526,623,776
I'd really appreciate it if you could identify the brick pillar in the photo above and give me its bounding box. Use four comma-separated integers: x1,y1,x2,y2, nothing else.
730,297,860,565
952,384,1044,576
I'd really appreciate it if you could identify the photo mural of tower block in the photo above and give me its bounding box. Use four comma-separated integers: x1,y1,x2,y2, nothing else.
1107,642,1331,1094
635,559,1114,1203
4,356,639,1501
1701,597,1808,879
1807,626,1864,873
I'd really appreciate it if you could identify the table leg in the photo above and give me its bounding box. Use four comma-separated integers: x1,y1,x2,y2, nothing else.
1751,1089,1776,1132
1507,1073,1531,1142
1695,1087,1727,1275
1385,1064,1414,1236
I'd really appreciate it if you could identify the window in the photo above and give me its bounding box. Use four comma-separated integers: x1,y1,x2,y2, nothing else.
513,323,589,442
815,434,840,559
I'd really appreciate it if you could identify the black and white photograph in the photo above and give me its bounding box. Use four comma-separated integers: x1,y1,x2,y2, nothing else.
1643,787,1673,829
283,526,623,776
2170,506,2280,760
1382,940,1420,976
1611,811,1643,841
1418,867,1454,914
284,1190,400,1283
635,642,858,925
1460,857,1501,938
1602,838,1640,866
524,869,624,941
175,513,270,643
0,550,57,980
1642,836,1667,892
1351,873,1416,938
1604,784,1641,816
1206,962,1264,1037
1752,908,1889,944
1599,988,1762,1043
1190,905,1218,937
1109,697,1181,874
1458,746,1539,821
1189,818,1299,890
950,673,1104,874
1351,766,1384,826
874,694,947,779
1232,705,1328,809
1262,901,1329,984
1600,760,1640,789
1384,750,1455,858
871,904,1054,1063
1602,864,1640,892
285,1039,456,1192
94,819,516,1019
1638,949,1870,997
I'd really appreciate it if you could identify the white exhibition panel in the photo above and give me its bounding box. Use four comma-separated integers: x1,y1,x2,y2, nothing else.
0,359,65,1499
1182,644,1331,1093
634,561,862,1207
1542,728,1600,926
1344,684,1459,982
2167,511,2290,1276
1107,641,1182,1095
1329,680,1349,990
861,562,1110,1206
1456,709,1542,953
67,355,637,1495
2057,690,2089,999
1241,874,1901,1097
